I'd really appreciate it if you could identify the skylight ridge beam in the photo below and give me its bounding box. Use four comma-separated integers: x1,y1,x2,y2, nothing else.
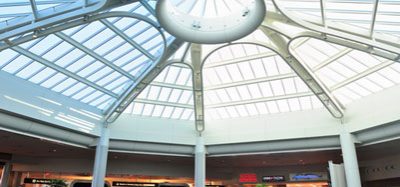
55,32,136,80
100,19,156,61
12,46,118,98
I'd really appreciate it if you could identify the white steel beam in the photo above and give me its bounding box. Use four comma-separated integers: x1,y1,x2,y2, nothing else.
100,19,156,61
150,82,192,91
312,48,353,71
207,92,313,108
12,46,118,97
331,60,394,90
29,0,39,20
205,73,297,90
0,1,75,7
105,39,184,123
134,99,193,109
190,44,205,133
370,0,380,38
203,51,277,68
55,32,136,80
260,28,344,118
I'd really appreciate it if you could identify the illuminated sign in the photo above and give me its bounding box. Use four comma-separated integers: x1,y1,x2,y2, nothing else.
239,173,258,183
112,182,157,187
261,176,285,182
24,178,53,184
289,173,327,181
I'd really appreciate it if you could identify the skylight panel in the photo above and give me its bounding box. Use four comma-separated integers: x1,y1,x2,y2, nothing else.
255,102,269,114
2,55,31,74
337,55,368,73
250,59,267,78
235,105,249,117
218,47,234,60
151,105,164,117
54,49,83,68
230,45,247,58
237,62,255,80
16,62,44,79
226,87,241,101
161,106,174,118
259,82,274,97
158,87,172,101
310,96,324,108
317,68,346,87
246,104,259,116
52,78,77,92
72,87,95,100
104,76,129,91
94,36,125,56
282,78,297,94
205,90,221,104
87,66,113,82
81,91,103,103
288,98,301,111
266,101,279,114
294,78,310,93
277,100,290,112
0,49,18,67
270,80,285,96
132,103,144,115
213,108,227,119
171,108,184,119
346,83,371,97
142,104,155,116
366,73,394,88
66,55,93,72
178,90,192,104
262,57,280,76
90,94,112,107
168,89,183,103
214,66,233,83
180,109,193,120
104,43,134,62
226,106,239,118
247,84,262,99
97,72,121,88
243,44,259,56
40,73,67,88
226,64,244,82
42,41,74,62
299,96,312,110
164,66,181,84
29,34,61,54
29,67,56,84
176,68,191,85
378,67,400,84
215,89,231,103
62,83,86,97
329,62,358,78
236,86,252,100
203,68,222,86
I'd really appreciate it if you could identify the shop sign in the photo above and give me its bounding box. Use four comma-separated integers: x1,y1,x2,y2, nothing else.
289,172,327,181
112,182,157,187
261,176,285,182
24,178,53,184
239,173,258,183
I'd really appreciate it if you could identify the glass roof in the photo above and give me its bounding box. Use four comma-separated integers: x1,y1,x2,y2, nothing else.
275,0,400,38
291,37,400,105
0,2,172,111
1,0,400,122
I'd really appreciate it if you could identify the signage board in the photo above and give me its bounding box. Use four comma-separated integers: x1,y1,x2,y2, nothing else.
24,178,53,184
261,176,285,182
289,172,328,181
112,182,157,187
239,173,258,183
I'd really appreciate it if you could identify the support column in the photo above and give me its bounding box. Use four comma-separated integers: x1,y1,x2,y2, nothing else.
0,162,11,187
11,172,22,187
340,131,361,187
195,135,206,187
91,125,110,187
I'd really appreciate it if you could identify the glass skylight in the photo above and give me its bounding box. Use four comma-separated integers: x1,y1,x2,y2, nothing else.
275,0,400,38
0,2,171,111
291,38,400,105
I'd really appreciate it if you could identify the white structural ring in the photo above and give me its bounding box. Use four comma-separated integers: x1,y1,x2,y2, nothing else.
156,0,266,44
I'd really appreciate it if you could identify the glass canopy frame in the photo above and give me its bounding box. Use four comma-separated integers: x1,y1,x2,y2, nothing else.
0,0,400,124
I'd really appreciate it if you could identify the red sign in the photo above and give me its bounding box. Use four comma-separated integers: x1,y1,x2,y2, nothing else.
239,173,258,183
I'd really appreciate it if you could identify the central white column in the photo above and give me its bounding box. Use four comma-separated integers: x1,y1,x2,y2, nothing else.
0,162,11,187
194,135,206,187
340,131,361,187
91,126,110,187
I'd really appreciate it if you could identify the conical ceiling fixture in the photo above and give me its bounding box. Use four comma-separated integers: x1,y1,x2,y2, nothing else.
156,0,266,44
